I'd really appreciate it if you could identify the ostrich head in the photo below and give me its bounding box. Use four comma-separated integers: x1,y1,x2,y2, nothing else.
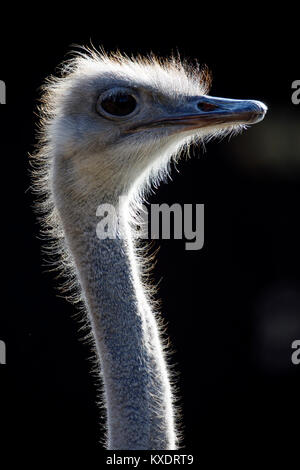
42,50,267,211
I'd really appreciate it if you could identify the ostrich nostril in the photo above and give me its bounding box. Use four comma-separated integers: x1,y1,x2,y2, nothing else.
197,101,219,112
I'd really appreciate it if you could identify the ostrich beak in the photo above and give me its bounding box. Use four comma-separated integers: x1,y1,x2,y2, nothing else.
163,96,267,130
129,96,267,133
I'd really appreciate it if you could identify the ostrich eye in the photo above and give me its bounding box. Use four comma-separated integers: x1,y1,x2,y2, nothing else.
99,91,137,117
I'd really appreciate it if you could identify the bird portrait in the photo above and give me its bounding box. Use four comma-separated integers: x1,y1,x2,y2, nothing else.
32,48,267,450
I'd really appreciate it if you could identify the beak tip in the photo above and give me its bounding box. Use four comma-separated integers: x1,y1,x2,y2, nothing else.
248,100,268,124
255,100,268,113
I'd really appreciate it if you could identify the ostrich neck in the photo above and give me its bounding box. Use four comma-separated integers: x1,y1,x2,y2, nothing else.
57,190,176,450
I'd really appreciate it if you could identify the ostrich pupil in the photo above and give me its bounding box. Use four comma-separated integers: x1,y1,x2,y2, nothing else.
101,92,136,116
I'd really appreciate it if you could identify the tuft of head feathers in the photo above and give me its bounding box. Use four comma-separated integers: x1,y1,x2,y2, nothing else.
40,46,212,114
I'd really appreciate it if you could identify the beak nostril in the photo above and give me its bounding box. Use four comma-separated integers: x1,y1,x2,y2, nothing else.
197,101,219,112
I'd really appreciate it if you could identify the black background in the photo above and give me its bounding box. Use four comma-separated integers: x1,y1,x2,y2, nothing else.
0,10,299,464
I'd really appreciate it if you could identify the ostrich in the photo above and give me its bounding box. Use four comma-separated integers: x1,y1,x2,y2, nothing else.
32,49,267,450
